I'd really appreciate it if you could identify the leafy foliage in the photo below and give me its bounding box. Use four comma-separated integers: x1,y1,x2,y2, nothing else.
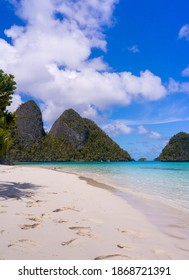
76,119,131,161
0,69,16,112
0,69,16,161
0,116,12,158
159,132,189,162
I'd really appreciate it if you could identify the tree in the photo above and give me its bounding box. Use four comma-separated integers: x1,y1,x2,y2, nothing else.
0,116,12,158
0,69,16,114
0,69,16,161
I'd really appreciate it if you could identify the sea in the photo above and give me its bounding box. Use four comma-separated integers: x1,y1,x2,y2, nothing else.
19,161,189,215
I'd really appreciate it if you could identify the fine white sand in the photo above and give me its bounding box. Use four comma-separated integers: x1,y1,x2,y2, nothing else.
0,164,189,260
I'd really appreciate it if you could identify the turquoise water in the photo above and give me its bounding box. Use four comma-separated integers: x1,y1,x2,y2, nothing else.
19,161,189,214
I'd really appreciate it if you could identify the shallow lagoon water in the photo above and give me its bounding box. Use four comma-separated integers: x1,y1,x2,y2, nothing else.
19,161,189,214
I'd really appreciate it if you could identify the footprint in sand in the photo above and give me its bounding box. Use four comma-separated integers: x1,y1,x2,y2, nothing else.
19,223,41,230
117,244,132,249
53,219,68,224
94,254,133,260
24,192,35,198
27,217,43,223
117,228,143,238
69,226,96,238
26,200,47,208
8,243,15,248
46,192,58,195
18,239,38,246
61,238,78,246
0,211,7,214
41,213,51,219
69,226,91,230
53,207,80,213
0,230,5,235
77,231,96,238
26,201,37,208
35,200,47,204
8,239,37,248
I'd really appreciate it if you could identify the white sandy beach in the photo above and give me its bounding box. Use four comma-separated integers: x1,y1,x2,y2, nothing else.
0,164,189,260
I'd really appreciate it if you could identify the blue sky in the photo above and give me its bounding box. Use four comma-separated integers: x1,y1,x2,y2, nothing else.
1,0,189,160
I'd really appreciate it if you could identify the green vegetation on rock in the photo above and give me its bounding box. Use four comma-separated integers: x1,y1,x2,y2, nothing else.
7,101,131,162
159,132,189,162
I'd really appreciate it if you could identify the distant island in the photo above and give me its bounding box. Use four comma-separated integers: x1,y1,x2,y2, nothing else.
158,132,189,162
4,101,189,163
138,157,147,162
5,100,132,162
3,100,189,163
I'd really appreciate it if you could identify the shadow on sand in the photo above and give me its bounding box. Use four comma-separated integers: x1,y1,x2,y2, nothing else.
0,182,42,200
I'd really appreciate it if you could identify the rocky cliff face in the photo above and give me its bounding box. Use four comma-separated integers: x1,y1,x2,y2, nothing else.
14,100,45,146
49,108,131,161
49,109,89,148
7,100,131,162
159,132,189,161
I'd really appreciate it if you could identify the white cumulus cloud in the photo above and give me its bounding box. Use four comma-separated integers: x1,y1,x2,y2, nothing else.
168,78,189,94
0,0,167,127
182,66,189,77
138,125,148,134
149,131,161,139
121,70,167,100
102,121,133,137
178,24,189,40
7,94,22,112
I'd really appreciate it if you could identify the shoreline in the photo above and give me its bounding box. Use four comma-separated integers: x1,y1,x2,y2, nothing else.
53,167,189,240
75,172,189,246
0,164,189,259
